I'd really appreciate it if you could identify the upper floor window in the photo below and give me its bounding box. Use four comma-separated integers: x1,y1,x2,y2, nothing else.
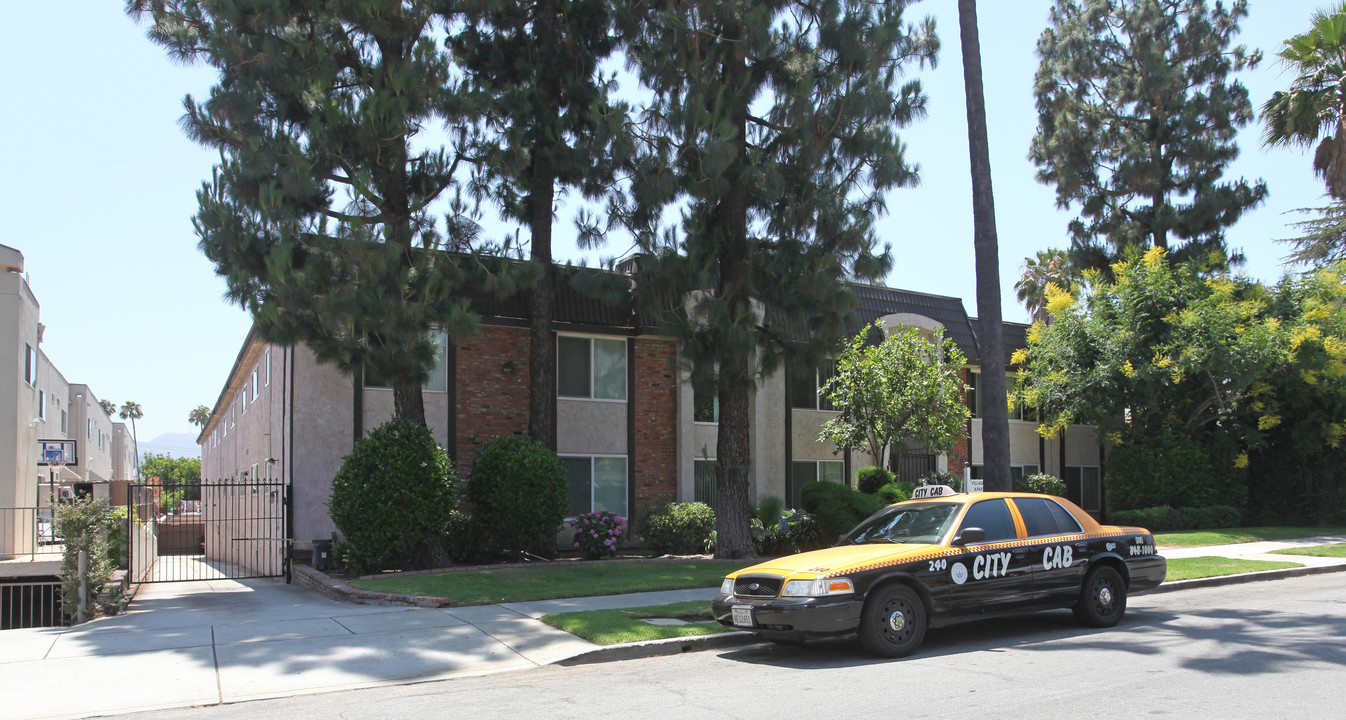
265,349,271,387
692,359,718,423
791,359,837,411
363,330,449,392
558,336,626,400
967,370,1035,420
251,369,259,401
38,390,46,420
24,344,37,386
239,388,247,414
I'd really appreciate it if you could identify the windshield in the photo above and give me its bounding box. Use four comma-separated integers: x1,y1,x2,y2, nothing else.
841,503,959,545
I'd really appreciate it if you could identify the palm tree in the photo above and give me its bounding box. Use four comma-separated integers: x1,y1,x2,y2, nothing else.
188,405,210,430
120,401,143,481
1015,248,1071,323
1263,2,1346,198
959,0,1011,492
98,399,116,417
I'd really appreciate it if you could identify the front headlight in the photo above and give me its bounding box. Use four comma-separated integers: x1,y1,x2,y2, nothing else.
720,577,735,595
781,577,855,597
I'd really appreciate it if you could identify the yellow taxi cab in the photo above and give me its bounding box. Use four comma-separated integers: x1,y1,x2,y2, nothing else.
711,485,1166,657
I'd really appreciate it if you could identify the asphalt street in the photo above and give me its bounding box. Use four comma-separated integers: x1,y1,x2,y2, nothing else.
115,572,1346,720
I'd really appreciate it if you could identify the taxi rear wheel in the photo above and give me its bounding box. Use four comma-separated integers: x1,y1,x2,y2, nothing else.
858,584,926,658
1074,565,1127,628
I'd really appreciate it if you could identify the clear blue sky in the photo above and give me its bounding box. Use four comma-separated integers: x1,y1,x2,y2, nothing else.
0,1,1325,447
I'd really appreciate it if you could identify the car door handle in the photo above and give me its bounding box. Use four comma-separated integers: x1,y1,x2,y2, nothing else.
1013,550,1027,559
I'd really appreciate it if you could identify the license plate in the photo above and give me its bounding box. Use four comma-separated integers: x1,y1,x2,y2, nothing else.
731,605,754,627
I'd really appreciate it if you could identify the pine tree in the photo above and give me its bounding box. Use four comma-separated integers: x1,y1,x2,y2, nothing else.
448,0,630,449
128,1,481,426
619,0,937,557
1031,0,1266,274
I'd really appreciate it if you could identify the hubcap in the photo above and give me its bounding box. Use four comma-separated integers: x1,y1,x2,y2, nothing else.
1098,585,1113,607
887,609,907,633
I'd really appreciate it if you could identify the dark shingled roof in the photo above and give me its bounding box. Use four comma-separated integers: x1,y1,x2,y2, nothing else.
970,317,1030,366
849,284,981,361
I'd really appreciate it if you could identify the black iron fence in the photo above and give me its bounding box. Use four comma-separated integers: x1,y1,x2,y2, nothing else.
128,479,289,583
0,578,64,630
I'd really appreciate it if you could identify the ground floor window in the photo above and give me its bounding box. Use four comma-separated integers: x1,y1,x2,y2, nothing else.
561,455,628,518
1064,466,1101,513
791,459,844,508
694,459,717,511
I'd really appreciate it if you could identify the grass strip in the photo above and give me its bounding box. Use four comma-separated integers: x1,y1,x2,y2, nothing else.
1154,527,1346,548
541,600,729,645
1165,556,1302,582
347,561,735,606
1270,543,1346,558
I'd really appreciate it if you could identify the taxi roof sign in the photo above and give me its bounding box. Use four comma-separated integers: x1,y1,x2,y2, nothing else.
911,484,959,499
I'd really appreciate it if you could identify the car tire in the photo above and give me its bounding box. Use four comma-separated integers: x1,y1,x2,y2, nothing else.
1073,565,1127,628
858,584,926,658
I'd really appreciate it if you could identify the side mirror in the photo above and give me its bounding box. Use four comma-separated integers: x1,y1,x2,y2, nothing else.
951,527,986,547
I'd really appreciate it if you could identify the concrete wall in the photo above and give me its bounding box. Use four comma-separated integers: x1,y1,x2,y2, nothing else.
68,384,114,484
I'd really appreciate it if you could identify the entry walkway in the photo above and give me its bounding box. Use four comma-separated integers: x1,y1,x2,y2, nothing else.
0,578,716,720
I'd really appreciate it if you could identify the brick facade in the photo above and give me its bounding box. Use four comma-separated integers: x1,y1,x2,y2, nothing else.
454,325,531,476
631,338,679,512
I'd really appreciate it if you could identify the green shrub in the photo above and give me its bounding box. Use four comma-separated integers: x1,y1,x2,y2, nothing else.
106,506,129,569
801,481,884,542
1016,473,1067,497
468,434,569,558
638,502,716,555
752,496,786,526
1106,430,1236,511
444,509,493,565
856,466,895,494
754,509,825,555
1111,505,1244,532
53,497,117,619
327,419,458,574
918,470,961,490
876,481,913,505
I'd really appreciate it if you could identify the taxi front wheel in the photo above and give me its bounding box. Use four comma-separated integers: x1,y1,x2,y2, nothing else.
1074,565,1127,628
858,584,927,658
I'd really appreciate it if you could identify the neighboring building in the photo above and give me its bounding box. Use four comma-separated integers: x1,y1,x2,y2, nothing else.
199,261,1107,552
1,244,120,559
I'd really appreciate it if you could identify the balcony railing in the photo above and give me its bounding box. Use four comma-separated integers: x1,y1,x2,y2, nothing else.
0,507,64,561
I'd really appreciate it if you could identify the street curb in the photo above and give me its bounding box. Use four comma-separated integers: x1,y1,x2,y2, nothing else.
557,562,1346,666
1134,560,1346,595
556,630,761,666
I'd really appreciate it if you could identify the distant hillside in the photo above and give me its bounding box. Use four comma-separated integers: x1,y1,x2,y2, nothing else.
139,433,201,459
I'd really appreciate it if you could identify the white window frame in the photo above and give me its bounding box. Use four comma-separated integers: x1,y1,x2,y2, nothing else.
264,349,271,387
38,390,46,420
251,369,259,401
361,329,450,392
240,387,248,414
560,453,629,518
557,334,628,401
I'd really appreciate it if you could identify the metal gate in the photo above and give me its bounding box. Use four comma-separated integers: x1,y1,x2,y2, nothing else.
128,479,290,583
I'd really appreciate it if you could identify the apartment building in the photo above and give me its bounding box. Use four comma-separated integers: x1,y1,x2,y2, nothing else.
199,261,1106,548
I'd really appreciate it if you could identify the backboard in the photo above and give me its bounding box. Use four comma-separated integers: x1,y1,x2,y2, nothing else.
38,439,76,466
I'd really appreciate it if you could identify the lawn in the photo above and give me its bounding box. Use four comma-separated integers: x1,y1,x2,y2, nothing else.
1164,556,1302,582
1270,543,1346,558
541,600,729,645
347,561,737,606
1154,527,1346,548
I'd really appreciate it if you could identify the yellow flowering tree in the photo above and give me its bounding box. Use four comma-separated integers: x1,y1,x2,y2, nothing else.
1016,247,1288,510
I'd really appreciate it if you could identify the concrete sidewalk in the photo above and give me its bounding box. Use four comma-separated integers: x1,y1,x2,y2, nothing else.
3,534,1344,720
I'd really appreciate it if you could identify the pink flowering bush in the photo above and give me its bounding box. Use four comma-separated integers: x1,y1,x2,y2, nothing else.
569,511,627,560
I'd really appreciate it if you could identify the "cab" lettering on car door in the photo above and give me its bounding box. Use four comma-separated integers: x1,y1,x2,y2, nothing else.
1042,545,1073,570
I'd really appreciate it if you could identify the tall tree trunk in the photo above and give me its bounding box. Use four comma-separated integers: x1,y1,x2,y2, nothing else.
526,0,560,450
713,5,755,559
959,0,1011,492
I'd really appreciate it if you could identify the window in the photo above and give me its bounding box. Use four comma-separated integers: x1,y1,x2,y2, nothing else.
1064,466,1101,513
251,369,259,401
265,349,271,387
692,360,718,423
87,418,92,439
60,409,67,434
694,459,717,510
24,344,37,386
1012,497,1084,537
791,359,837,410
38,390,46,420
791,459,844,507
561,456,628,517
958,498,1017,543
1009,465,1040,484
967,370,1035,420
558,336,626,400
363,330,450,391
240,388,247,414
967,370,979,417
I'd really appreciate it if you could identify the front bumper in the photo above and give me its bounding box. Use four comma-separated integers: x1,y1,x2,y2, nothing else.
711,593,864,638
